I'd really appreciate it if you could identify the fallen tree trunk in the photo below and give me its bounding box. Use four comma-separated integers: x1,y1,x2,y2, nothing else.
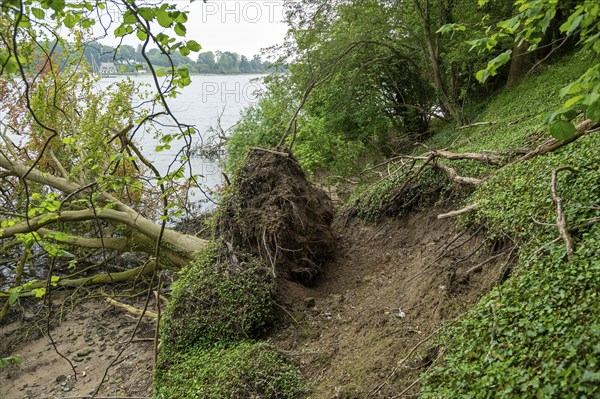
0,153,208,264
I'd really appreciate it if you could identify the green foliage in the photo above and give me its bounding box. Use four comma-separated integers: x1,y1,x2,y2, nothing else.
419,52,600,399
225,74,293,173
470,134,600,243
156,245,306,398
0,355,21,368
421,234,600,398
348,167,451,221
160,243,274,354
427,54,596,154
465,0,600,138
154,341,307,399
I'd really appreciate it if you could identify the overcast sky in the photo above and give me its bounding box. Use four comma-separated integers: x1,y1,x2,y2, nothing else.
95,1,289,58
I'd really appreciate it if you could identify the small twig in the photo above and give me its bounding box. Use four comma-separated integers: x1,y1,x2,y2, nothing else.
249,147,291,157
275,302,301,326
104,296,158,320
389,349,446,399
154,274,163,366
551,167,577,260
435,226,482,262
465,248,512,275
366,224,388,243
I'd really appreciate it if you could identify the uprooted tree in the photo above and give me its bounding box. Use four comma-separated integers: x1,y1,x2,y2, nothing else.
0,0,212,307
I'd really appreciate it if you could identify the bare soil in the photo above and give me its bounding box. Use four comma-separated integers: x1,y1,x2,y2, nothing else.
0,291,156,399
270,208,509,398
1,206,509,399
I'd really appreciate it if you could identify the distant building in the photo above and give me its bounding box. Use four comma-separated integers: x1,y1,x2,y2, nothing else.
99,62,116,75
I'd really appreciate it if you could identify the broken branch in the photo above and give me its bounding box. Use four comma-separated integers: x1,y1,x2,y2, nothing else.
434,163,483,185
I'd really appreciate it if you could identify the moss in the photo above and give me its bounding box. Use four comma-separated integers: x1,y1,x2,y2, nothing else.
347,164,464,221
160,243,274,353
154,340,307,399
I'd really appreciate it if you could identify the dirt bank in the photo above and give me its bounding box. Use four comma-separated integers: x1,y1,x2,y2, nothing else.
270,208,509,398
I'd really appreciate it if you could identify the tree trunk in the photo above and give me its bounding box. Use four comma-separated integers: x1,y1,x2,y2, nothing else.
0,153,208,265
507,41,533,87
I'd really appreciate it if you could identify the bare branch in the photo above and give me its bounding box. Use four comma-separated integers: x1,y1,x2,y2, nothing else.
434,163,483,185
551,167,577,260
437,203,479,219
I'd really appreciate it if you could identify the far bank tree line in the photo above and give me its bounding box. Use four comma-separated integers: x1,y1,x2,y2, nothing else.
84,41,272,74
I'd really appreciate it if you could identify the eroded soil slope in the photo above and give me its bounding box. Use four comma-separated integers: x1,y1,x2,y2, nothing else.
271,208,511,398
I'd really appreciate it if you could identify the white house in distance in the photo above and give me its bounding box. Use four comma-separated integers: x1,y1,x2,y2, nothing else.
99,62,116,75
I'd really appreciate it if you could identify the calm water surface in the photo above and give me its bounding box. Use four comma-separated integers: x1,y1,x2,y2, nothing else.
97,74,264,206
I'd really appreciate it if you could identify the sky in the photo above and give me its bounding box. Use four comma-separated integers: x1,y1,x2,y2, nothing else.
95,1,289,58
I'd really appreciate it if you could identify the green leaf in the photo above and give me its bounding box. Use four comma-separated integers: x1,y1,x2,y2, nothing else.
174,22,186,36
587,100,600,122
8,288,20,305
560,14,583,34
180,46,190,57
187,40,201,52
156,10,172,28
549,120,576,140
81,18,94,29
136,28,147,41
31,7,45,19
122,11,138,24
138,8,154,21
63,13,76,29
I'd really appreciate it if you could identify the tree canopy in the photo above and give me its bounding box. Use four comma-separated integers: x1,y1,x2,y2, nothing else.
227,0,599,176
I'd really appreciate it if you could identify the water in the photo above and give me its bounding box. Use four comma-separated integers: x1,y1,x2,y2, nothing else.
96,74,265,207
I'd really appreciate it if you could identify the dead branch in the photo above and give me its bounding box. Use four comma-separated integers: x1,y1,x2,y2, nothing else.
0,243,31,322
437,203,479,219
104,296,158,321
434,163,483,185
535,216,600,256
249,147,291,157
459,121,496,129
514,119,596,164
432,149,503,165
551,167,577,260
